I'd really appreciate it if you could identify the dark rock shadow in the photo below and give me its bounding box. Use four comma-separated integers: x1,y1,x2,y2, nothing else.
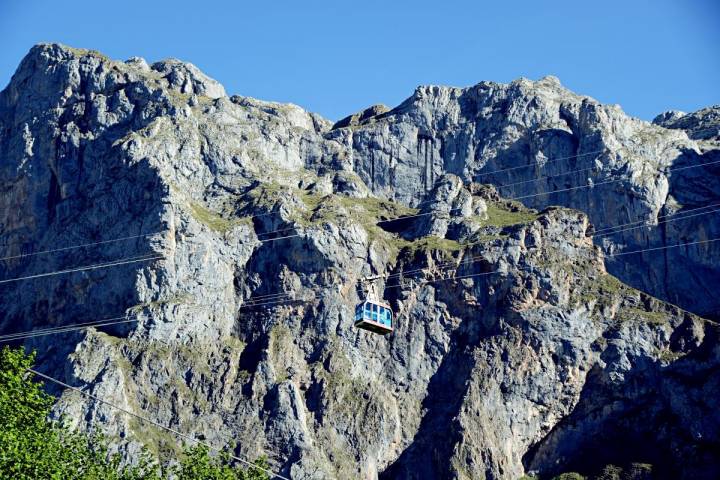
380,265,499,479
522,323,720,480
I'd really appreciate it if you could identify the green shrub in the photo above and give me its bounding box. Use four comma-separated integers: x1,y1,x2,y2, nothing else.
0,346,269,480
551,473,586,480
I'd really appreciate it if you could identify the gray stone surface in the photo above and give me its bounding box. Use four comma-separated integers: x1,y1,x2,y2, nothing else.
339,77,720,320
1,44,719,479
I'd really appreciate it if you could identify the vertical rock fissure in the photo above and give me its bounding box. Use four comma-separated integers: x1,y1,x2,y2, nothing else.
417,134,434,191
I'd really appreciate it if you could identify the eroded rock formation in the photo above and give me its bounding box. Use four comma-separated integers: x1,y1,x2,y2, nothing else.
1,44,718,479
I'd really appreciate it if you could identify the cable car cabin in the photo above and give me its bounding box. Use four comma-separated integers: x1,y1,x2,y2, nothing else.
354,300,393,334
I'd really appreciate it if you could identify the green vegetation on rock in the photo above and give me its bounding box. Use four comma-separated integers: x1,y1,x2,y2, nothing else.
0,346,159,479
484,202,538,227
619,307,668,325
388,236,468,262
548,462,654,480
130,293,194,314
188,201,251,233
172,445,269,480
66,46,111,61
551,473,586,480
0,346,268,480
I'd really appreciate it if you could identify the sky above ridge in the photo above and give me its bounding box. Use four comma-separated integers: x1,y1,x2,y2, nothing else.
1,0,718,121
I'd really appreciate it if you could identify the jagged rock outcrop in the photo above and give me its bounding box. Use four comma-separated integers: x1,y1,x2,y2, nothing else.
653,106,720,140
1,44,719,480
334,78,720,320
332,104,390,130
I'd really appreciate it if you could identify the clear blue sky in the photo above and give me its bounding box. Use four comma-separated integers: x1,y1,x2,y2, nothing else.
1,0,718,121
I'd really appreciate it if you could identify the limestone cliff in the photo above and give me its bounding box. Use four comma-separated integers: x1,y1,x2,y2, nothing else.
0,44,718,479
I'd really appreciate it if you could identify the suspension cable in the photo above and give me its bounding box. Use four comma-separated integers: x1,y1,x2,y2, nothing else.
0,254,163,285
26,368,289,480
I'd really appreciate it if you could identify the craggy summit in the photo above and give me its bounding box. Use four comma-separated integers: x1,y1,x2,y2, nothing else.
0,44,718,479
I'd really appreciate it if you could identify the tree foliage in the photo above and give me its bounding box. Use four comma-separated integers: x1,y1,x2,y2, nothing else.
0,346,270,480
171,445,270,480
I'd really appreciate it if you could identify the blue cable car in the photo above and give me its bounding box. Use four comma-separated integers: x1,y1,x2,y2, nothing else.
354,283,393,334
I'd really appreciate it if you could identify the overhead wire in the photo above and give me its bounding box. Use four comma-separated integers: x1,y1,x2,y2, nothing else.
0,302,214,343
240,236,720,309
606,236,720,258
0,150,610,257
510,158,720,201
8,212,718,343
26,368,289,480
14,239,720,477
4,149,711,253
0,254,164,285
494,164,596,189
5,146,717,476
1,151,717,322
0,316,141,343
2,148,717,256
474,149,607,178
594,204,720,238
239,297,303,309
7,234,719,344
243,292,294,302
236,236,720,302
0,231,164,262
0,296,304,343
593,203,720,236
251,157,720,244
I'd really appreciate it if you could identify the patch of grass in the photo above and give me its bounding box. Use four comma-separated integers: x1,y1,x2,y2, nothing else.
551,473,586,480
594,272,625,295
164,89,191,105
222,335,246,352
246,181,418,235
188,201,251,233
485,202,538,227
66,46,111,62
246,182,287,209
130,293,194,314
472,233,507,243
620,307,668,325
269,324,295,382
384,235,471,263
405,236,464,253
339,196,417,220
577,271,625,300
299,190,328,212
129,417,182,458
657,348,684,363
571,268,631,312
237,369,252,382
243,181,495,266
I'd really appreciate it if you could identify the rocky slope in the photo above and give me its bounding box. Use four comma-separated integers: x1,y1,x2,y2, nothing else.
333,80,720,321
0,44,719,479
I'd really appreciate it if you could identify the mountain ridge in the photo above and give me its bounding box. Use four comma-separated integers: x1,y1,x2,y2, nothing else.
1,43,719,479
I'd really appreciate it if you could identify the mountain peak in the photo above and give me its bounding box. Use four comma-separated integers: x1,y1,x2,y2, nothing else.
1,44,719,479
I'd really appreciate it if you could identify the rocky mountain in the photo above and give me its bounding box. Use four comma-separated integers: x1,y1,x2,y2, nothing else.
0,44,718,479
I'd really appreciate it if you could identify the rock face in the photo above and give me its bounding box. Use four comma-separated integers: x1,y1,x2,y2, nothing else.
0,44,719,479
338,79,720,321
653,106,720,140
